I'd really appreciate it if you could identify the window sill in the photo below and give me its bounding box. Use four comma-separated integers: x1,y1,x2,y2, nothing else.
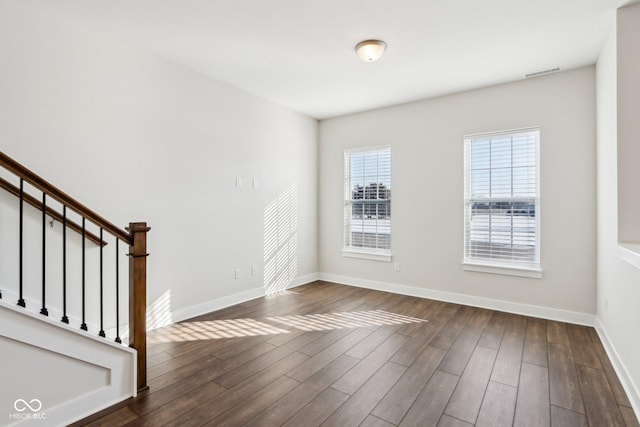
462,261,542,279
343,249,392,262
618,243,640,270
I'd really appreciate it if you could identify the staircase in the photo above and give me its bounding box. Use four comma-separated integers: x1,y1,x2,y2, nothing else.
0,151,149,426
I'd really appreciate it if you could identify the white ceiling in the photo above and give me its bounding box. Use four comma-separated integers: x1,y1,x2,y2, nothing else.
24,0,624,119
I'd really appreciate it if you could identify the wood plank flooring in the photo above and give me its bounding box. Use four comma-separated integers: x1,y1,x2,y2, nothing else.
73,281,639,427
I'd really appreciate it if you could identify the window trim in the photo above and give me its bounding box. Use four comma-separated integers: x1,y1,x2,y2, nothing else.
343,248,392,262
343,145,392,261
463,127,542,276
462,261,543,279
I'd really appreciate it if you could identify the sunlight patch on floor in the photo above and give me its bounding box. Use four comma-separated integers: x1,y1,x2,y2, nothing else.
266,309,428,332
264,290,300,297
147,309,428,342
147,318,291,343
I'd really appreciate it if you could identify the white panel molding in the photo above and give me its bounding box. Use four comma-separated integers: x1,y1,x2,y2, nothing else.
0,300,136,427
595,318,640,421
318,273,596,326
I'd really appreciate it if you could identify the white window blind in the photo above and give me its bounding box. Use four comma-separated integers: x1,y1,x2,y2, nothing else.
344,146,391,254
464,129,540,269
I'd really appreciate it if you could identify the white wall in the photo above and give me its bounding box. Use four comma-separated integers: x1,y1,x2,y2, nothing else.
596,3,640,413
0,1,318,327
319,67,597,318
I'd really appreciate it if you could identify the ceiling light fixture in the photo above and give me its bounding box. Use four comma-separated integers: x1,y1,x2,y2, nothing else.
355,39,387,62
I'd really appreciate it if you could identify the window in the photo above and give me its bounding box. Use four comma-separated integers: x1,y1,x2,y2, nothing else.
464,129,540,274
344,146,391,260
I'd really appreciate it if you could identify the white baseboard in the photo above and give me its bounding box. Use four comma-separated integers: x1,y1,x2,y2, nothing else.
165,273,320,327
170,287,265,325
318,273,596,326
594,318,640,420
287,272,320,289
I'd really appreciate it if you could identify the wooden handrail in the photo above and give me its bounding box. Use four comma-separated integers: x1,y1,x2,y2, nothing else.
0,152,131,244
0,176,106,246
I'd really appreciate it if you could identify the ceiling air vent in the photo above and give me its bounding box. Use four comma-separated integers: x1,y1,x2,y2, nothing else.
525,67,560,78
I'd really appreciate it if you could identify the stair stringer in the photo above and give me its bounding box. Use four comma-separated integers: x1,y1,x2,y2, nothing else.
0,299,136,427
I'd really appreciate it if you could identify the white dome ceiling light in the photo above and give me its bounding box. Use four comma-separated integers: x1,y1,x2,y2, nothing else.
355,39,387,62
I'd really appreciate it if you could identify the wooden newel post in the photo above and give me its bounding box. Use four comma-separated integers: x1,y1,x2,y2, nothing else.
127,222,150,392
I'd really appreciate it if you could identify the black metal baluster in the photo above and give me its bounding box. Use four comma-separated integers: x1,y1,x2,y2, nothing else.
115,239,121,343
80,218,87,331
98,228,105,337
17,179,25,308
40,193,48,316
61,206,69,324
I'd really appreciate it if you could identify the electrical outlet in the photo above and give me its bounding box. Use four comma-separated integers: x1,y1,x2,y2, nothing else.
252,179,258,189
235,268,241,279
252,265,257,276
236,177,242,188
394,262,401,272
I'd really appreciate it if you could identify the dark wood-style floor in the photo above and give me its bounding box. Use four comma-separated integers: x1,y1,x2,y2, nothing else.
74,281,639,427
